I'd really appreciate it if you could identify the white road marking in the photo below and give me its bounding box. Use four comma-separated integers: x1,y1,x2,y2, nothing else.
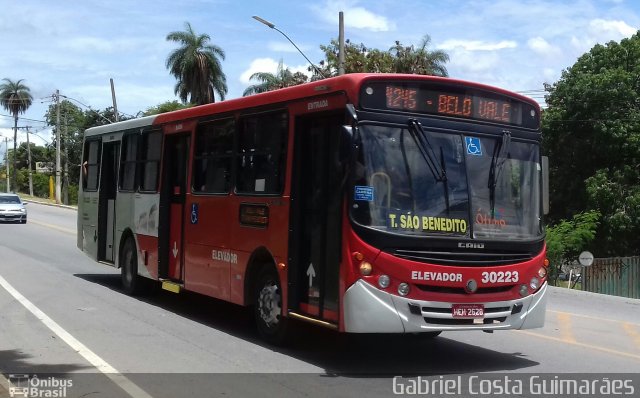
0,274,152,398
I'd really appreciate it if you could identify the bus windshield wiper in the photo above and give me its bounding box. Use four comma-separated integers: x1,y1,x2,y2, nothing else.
488,131,511,216
407,119,447,182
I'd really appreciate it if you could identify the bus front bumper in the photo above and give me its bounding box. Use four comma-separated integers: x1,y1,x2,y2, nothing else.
343,279,547,333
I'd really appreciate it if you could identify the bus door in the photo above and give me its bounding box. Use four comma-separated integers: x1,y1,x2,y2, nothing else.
159,132,190,282
98,141,119,263
289,112,344,323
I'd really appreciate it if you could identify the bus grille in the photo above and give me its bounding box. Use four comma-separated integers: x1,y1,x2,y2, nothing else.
416,284,514,295
389,248,533,266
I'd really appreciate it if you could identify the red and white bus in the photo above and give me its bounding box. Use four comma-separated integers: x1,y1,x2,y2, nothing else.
77,73,549,343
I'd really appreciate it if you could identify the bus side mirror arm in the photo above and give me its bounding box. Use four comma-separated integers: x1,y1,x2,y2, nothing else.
340,125,354,164
346,103,357,122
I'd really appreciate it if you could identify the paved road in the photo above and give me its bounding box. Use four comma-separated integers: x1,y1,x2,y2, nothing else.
0,202,639,397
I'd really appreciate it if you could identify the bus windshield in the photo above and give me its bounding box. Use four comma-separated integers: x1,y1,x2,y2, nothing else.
351,123,543,240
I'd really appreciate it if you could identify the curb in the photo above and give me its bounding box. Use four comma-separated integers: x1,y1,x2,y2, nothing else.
22,199,77,211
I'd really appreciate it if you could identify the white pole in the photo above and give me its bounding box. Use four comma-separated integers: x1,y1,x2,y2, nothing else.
26,128,33,196
4,137,9,192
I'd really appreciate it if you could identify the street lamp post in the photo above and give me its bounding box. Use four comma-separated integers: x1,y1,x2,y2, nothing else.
252,16,326,78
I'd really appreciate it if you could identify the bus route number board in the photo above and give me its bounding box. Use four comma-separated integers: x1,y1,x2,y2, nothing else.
452,304,485,318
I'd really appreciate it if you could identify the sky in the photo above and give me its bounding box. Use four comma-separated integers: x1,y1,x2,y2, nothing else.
1,0,639,152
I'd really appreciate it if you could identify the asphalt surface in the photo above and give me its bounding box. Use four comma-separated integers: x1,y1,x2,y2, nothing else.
0,202,638,397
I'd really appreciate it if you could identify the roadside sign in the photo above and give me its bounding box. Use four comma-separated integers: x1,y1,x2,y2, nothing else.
579,251,594,267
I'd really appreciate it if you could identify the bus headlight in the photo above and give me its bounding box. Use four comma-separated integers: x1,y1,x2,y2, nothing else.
398,282,410,296
530,277,540,290
378,275,390,289
537,267,547,278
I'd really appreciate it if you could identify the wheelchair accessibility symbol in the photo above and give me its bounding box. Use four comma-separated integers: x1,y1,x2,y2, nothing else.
191,203,199,224
465,137,483,156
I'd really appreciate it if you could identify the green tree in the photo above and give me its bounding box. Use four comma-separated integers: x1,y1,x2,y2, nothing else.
542,32,640,256
389,35,449,76
166,22,227,105
243,59,308,96
14,142,53,170
43,104,132,203
545,211,600,284
143,100,191,116
585,169,640,255
45,101,92,200
0,78,33,191
316,35,448,77
318,39,394,77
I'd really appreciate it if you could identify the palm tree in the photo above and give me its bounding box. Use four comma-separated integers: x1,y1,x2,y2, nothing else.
243,59,308,96
390,35,450,77
166,22,227,105
0,78,33,191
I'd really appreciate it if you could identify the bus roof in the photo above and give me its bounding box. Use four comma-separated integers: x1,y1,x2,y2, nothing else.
84,73,539,137
84,115,157,138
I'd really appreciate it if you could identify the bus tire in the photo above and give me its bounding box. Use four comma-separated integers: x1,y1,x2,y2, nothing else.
120,237,141,296
254,267,288,345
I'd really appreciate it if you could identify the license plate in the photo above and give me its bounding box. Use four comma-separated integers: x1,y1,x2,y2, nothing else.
452,304,484,318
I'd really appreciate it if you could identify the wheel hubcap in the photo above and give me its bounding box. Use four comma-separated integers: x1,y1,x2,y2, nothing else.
258,282,281,328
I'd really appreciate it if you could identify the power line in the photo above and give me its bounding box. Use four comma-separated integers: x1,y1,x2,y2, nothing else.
0,113,48,124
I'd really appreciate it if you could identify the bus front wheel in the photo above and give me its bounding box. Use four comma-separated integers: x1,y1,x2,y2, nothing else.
120,237,141,295
254,267,289,345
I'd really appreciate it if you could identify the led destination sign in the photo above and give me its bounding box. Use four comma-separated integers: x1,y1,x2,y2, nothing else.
361,82,539,129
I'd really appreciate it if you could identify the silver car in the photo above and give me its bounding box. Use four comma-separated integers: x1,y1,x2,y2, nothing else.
0,193,27,223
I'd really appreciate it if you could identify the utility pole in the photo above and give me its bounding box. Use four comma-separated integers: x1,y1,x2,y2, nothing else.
63,116,69,205
110,78,119,122
25,126,34,196
338,11,345,76
15,126,35,196
55,90,61,204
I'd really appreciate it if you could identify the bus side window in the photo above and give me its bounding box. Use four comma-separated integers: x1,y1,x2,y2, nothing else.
119,133,139,192
140,130,162,192
193,119,234,194
236,111,287,194
83,140,101,191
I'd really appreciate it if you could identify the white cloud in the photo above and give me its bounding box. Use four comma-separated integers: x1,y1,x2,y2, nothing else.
239,58,311,86
439,40,517,51
527,37,562,57
571,18,638,51
590,18,637,37
445,47,503,83
313,0,395,32
0,127,14,137
240,58,280,84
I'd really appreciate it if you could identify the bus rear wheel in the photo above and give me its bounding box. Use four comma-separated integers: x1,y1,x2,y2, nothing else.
120,237,141,295
254,268,288,345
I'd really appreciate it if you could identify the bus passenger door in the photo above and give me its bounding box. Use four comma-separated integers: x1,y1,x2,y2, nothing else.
289,113,344,324
98,141,119,263
159,133,190,282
